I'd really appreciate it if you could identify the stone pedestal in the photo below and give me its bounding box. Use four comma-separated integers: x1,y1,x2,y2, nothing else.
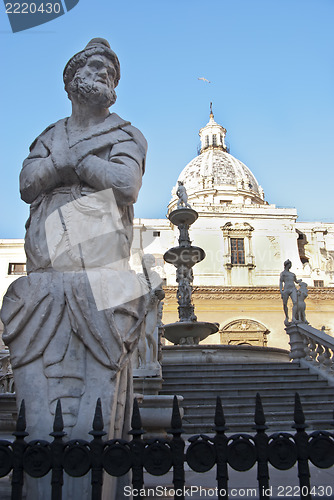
135,394,184,438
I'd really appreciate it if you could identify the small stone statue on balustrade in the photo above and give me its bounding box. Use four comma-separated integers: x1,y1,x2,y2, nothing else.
280,260,308,326
176,181,191,209
136,254,165,371
296,281,308,324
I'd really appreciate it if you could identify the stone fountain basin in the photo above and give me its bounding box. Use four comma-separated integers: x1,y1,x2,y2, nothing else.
168,208,198,226
163,321,219,345
163,246,205,266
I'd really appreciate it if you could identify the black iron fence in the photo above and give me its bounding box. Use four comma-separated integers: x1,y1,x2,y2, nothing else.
0,393,333,500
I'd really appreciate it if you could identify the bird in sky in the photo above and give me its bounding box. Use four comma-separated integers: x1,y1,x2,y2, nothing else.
198,77,211,83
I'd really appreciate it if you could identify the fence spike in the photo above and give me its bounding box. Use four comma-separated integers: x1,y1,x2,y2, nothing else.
54,399,64,433
294,392,305,425
214,396,227,431
171,395,183,433
16,400,26,432
293,392,308,430
128,397,145,437
93,398,104,432
254,393,266,427
89,398,106,438
132,397,142,430
12,399,28,438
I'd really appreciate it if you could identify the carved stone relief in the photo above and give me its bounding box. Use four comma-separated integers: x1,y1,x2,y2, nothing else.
220,319,269,346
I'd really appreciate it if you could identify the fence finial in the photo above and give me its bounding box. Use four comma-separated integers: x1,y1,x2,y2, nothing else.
293,392,308,430
132,397,142,430
170,395,184,434
254,393,267,430
53,399,64,433
89,398,106,437
214,396,228,432
93,398,104,431
129,397,145,437
13,399,28,438
16,400,26,432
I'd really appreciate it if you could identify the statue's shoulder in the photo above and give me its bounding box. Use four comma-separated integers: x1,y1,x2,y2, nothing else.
29,118,66,151
108,113,147,153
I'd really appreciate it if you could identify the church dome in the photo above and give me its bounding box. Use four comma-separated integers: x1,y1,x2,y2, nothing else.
169,107,265,212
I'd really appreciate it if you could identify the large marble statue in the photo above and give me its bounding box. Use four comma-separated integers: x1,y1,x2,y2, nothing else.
0,39,147,498
279,259,302,325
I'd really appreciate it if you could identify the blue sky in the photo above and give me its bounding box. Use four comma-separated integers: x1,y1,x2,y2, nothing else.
0,0,333,238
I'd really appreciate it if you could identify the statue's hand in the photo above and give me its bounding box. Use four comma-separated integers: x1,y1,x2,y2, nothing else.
52,142,78,174
76,154,95,173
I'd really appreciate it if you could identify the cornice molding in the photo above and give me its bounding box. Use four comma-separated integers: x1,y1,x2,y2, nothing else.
163,286,334,301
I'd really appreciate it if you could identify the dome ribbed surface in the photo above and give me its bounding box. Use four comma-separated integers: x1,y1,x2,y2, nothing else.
177,149,261,196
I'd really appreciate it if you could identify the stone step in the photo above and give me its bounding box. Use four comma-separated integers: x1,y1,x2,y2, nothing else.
162,372,322,384
182,406,333,423
162,362,295,372
183,399,334,416
162,363,314,372
182,417,333,433
160,386,334,400
161,359,334,434
178,392,334,407
160,377,330,391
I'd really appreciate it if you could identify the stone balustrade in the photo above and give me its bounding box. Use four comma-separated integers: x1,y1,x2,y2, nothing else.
286,322,334,385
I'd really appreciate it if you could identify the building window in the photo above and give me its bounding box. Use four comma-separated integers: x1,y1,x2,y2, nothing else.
205,135,209,147
153,231,160,237
8,263,26,275
314,280,324,287
230,238,245,264
212,134,217,146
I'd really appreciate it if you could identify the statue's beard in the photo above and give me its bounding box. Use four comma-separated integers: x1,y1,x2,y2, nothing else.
69,76,117,108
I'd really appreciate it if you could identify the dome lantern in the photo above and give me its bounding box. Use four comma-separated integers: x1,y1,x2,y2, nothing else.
199,103,228,153
169,107,266,212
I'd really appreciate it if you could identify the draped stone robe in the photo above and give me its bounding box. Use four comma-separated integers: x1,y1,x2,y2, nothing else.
1,112,147,446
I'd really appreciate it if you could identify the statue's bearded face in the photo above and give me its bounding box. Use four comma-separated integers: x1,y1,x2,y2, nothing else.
68,54,117,108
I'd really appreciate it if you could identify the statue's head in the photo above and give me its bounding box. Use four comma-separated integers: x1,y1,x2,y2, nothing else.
284,259,292,269
178,181,183,186
63,38,120,108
